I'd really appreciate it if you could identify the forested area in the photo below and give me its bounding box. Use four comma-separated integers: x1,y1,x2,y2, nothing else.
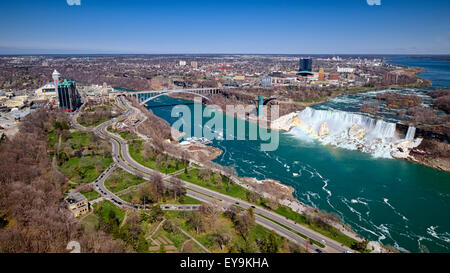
0,110,131,252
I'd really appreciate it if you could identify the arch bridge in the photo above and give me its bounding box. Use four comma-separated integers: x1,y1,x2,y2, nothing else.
121,87,226,105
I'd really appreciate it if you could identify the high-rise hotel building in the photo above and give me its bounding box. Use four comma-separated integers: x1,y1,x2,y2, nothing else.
57,79,81,111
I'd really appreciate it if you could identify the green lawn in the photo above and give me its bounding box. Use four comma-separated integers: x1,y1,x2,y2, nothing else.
94,200,125,224
345,85,374,93
80,214,99,232
104,168,146,193
163,211,288,253
157,228,188,251
119,189,203,205
82,190,101,201
58,130,113,184
180,195,203,205
60,155,113,184
78,117,110,128
66,131,92,149
77,105,113,127
274,205,359,249
178,169,251,201
48,130,58,148
129,139,187,174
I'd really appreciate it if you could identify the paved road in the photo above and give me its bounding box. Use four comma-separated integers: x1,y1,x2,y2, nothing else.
109,96,354,253
71,95,353,253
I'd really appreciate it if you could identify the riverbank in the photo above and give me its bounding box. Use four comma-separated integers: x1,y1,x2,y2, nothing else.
139,58,450,253
129,97,395,251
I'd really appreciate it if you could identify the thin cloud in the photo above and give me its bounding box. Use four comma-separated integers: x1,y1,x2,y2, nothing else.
67,0,81,6
367,0,381,6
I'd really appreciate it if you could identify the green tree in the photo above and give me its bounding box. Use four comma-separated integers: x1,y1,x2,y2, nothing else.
149,205,163,222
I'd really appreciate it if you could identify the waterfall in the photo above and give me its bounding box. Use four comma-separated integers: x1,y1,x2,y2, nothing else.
405,126,416,141
290,107,400,158
298,107,398,140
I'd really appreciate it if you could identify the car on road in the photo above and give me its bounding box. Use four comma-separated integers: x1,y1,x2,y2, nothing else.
251,205,256,209
235,202,240,205
315,249,323,253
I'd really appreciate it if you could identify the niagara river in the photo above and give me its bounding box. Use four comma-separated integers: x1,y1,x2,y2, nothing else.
147,56,450,253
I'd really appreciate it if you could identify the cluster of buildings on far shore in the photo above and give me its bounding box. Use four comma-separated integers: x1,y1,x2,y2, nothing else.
259,58,359,88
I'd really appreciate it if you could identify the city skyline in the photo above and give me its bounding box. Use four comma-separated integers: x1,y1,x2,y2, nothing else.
0,0,449,55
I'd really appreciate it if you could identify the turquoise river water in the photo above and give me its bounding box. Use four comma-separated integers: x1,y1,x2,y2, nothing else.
146,57,450,253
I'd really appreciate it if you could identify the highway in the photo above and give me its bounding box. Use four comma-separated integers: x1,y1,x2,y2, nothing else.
77,95,354,253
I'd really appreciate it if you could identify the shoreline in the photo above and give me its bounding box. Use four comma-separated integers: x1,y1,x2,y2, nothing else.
133,97,379,249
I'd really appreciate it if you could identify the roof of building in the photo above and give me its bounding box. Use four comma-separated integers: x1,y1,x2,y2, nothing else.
65,192,87,204
40,82,56,90
296,71,315,76
58,79,76,88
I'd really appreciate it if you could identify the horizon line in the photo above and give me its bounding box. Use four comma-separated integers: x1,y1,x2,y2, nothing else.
1,52,450,56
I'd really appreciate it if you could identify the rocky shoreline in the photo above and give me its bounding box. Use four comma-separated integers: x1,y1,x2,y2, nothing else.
131,97,379,250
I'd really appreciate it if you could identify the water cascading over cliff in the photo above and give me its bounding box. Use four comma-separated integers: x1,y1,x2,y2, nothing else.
289,108,401,158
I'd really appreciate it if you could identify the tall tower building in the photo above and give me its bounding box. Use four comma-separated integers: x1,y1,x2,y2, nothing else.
299,58,312,72
57,79,81,112
52,69,61,106
52,69,60,89
318,68,325,81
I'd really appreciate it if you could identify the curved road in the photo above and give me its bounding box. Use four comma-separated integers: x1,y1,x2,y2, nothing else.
78,95,354,253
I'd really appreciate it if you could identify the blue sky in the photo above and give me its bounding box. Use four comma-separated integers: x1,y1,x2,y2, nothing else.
0,0,449,54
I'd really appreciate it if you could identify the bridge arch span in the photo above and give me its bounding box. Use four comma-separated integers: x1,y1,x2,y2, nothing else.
139,90,212,105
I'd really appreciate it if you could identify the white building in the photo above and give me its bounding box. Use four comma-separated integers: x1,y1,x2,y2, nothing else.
35,82,57,100
337,67,355,73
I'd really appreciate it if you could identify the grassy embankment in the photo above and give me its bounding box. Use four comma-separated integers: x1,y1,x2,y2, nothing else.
57,130,113,184
81,190,100,201
126,134,358,249
128,137,188,174
77,105,113,127
81,200,205,253
163,211,297,253
104,168,146,193
106,118,361,250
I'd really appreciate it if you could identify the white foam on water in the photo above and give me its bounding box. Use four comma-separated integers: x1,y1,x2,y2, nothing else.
383,198,409,221
288,126,315,143
322,179,332,197
427,226,450,243
342,198,364,221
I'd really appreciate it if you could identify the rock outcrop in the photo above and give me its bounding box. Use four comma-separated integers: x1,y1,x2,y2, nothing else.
391,138,423,159
271,112,302,132
348,125,366,140
318,122,329,136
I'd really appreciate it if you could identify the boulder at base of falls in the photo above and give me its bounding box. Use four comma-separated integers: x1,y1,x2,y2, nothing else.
318,122,329,136
271,112,302,132
348,125,366,140
391,138,423,159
